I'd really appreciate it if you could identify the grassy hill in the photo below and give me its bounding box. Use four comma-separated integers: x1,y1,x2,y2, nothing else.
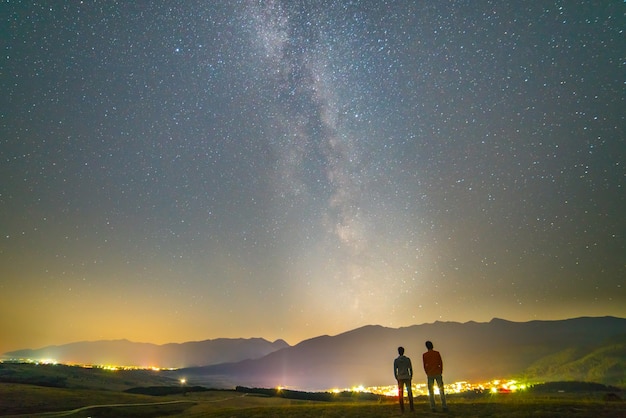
519,338,626,386
0,362,175,391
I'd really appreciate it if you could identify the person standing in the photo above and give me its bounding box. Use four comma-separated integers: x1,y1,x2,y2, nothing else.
422,340,448,411
393,346,415,413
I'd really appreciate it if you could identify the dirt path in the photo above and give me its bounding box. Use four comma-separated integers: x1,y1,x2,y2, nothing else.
5,394,248,417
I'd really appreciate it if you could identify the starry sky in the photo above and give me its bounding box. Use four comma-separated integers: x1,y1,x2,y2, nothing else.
2,1,625,355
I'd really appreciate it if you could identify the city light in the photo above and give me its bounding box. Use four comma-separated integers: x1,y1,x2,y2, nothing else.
4,358,532,396
330,379,530,397
2,358,177,372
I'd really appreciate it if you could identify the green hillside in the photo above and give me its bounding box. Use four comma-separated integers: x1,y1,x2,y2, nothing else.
519,336,626,387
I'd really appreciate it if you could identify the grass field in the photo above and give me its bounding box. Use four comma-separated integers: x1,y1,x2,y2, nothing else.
1,363,624,417
2,384,624,417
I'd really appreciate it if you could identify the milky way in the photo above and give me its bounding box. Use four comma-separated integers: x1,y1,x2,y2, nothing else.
1,1,624,353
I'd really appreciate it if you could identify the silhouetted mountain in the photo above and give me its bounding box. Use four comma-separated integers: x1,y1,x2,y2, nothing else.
2,338,289,368
178,317,626,390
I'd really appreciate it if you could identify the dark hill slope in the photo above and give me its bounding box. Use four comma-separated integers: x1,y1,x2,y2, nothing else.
181,317,626,390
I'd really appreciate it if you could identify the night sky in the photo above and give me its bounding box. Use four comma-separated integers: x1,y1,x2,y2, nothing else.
2,1,624,355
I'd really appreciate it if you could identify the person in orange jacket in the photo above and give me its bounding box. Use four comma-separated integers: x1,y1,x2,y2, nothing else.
422,340,448,412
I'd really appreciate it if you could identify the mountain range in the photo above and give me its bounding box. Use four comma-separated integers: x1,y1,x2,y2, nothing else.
176,316,626,390
2,338,288,368
4,317,625,391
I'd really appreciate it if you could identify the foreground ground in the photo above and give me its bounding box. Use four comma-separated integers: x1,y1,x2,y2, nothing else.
1,383,624,418
0,363,623,417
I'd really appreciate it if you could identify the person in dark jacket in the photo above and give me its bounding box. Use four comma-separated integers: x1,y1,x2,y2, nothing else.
394,346,414,413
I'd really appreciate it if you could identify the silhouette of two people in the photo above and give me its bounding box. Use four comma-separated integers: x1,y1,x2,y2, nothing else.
394,341,448,413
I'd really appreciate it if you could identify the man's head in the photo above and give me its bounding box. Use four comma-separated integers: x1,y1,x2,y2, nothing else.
398,346,405,355
425,340,434,350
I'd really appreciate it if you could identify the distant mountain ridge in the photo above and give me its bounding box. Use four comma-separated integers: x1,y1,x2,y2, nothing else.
4,317,624,390
2,338,289,368
176,316,626,390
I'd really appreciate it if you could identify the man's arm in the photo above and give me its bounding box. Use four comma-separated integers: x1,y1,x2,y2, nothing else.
393,358,398,379
437,352,443,374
